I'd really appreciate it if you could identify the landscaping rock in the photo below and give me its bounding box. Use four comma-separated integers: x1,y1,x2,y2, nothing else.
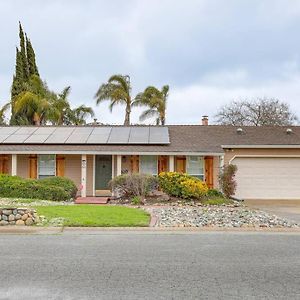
16,220,25,226
15,214,21,220
2,209,12,216
8,214,15,222
0,220,8,226
21,214,28,221
25,218,34,226
145,205,299,228
2,215,8,221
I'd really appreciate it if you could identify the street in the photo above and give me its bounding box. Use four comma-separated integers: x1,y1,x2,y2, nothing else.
0,231,299,299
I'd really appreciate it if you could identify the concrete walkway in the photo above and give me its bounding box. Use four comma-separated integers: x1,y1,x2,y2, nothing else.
245,200,300,223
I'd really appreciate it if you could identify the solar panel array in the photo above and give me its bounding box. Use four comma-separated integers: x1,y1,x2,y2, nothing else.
0,126,170,145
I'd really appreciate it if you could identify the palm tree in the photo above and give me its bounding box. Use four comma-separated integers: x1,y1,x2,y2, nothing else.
95,75,132,125
0,103,10,125
69,105,95,125
52,87,95,125
13,75,60,125
134,85,169,125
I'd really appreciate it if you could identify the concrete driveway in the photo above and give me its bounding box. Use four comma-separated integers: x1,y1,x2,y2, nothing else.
245,200,300,223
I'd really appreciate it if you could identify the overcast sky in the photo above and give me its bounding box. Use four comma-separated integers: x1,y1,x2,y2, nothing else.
1,0,300,125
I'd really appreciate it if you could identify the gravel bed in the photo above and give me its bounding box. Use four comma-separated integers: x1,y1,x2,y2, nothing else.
145,205,299,228
0,198,74,207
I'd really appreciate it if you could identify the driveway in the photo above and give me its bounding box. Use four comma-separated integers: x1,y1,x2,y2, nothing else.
245,200,300,224
0,231,300,299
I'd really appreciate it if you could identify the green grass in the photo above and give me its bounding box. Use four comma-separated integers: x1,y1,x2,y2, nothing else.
36,205,150,227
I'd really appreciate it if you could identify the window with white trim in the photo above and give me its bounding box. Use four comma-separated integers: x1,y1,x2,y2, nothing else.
38,154,56,179
139,155,158,175
186,156,204,180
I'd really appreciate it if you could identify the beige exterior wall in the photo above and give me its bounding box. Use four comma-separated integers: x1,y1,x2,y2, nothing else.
64,155,81,193
17,155,29,178
224,148,300,165
213,156,220,189
86,155,94,196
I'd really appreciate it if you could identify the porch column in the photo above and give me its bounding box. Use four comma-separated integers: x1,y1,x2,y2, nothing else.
116,155,122,176
81,154,87,197
169,155,175,172
11,154,17,176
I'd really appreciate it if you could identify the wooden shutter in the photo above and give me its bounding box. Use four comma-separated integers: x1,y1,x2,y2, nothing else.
0,155,9,174
56,155,65,177
131,155,139,173
205,156,214,189
158,156,168,174
29,155,37,179
175,156,186,173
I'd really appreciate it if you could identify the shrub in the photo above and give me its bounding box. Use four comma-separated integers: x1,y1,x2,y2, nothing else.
219,164,237,198
0,174,77,201
207,188,224,198
158,172,208,200
40,177,77,199
109,173,159,198
131,196,142,205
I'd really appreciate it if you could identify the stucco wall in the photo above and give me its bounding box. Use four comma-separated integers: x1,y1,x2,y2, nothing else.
213,156,220,189
64,155,81,192
17,155,29,178
86,155,94,196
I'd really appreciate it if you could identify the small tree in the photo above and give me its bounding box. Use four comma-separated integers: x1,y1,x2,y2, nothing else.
219,164,237,198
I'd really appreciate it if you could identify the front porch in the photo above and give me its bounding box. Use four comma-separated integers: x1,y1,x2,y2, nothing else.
0,153,222,197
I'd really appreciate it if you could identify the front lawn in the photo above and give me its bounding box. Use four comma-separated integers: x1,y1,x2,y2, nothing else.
36,205,150,227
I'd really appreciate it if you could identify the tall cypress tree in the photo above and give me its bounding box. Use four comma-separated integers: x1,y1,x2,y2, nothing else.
18,22,29,80
11,47,25,99
26,35,39,77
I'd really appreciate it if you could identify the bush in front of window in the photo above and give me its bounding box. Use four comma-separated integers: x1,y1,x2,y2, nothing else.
0,174,77,201
109,173,159,198
158,172,208,200
40,177,78,199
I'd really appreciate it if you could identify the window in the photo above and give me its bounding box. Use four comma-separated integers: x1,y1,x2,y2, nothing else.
186,156,204,180
38,154,56,179
139,155,158,175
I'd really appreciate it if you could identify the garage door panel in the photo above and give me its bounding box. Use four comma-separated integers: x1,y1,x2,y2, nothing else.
232,157,300,200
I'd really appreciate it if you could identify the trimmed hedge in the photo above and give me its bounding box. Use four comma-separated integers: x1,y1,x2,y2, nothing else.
0,174,77,201
158,172,208,200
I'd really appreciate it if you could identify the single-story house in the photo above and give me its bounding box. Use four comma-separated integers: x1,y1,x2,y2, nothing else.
0,118,300,200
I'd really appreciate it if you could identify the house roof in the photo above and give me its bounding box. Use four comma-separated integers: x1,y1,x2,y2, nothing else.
0,125,300,154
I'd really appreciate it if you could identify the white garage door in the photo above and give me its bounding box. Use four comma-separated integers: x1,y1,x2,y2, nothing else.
232,157,300,200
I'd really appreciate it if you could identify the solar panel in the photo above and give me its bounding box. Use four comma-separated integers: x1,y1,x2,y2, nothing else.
15,127,38,135
108,127,130,144
24,134,50,144
0,126,170,145
44,127,75,144
0,135,9,143
149,127,170,144
87,127,111,143
128,127,149,144
0,127,19,135
34,127,56,135
3,134,31,143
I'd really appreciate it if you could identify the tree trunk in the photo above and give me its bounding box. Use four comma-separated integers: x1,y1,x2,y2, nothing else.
124,102,131,125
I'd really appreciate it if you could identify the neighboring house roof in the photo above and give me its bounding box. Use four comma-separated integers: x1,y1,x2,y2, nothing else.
0,125,300,154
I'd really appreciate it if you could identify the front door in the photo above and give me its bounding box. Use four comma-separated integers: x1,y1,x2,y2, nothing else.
95,155,112,194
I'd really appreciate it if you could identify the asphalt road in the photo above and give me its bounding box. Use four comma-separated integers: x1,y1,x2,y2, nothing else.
0,231,299,300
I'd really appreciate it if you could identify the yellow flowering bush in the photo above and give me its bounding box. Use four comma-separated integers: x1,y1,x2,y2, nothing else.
158,172,208,200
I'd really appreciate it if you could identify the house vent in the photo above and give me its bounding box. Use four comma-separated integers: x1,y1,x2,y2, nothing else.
286,128,293,134
236,128,243,134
